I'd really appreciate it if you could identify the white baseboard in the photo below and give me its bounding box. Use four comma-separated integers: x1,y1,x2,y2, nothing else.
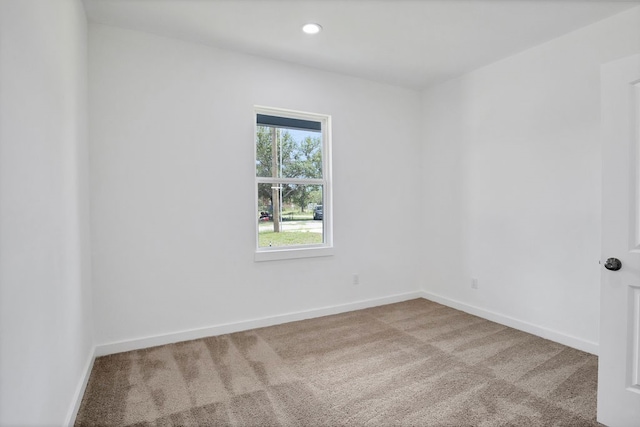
420,291,599,355
95,291,423,356
65,346,96,427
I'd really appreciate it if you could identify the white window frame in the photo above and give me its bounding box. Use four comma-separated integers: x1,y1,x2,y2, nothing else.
254,106,333,262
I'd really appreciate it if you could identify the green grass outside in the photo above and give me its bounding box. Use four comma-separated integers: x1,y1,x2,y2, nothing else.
258,230,322,247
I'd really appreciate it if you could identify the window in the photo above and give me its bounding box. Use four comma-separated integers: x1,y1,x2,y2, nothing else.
254,106,332,261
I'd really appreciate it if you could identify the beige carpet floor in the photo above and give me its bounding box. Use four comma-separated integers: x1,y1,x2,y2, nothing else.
76,298,600,426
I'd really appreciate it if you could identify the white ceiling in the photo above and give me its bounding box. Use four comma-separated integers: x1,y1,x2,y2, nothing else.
83,0,640,90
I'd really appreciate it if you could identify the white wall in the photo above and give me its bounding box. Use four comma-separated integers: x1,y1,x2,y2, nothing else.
89,24,423,347
421,7,640,352
0,0,93,425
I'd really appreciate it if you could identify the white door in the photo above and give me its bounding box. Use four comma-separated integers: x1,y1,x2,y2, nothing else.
598,53,640,427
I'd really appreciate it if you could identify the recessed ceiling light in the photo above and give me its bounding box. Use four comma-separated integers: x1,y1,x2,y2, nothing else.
302,23,322,35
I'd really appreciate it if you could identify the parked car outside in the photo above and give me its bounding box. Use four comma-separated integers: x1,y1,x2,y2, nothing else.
313,205,323,220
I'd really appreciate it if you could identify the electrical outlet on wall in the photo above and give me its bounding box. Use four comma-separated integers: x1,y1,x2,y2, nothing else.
353,274,360,285
471,278,478,289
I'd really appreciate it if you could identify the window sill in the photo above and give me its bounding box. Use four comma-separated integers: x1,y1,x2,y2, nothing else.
254,246,334,262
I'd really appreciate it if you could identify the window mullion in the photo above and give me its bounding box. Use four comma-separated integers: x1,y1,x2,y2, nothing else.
256,177,324,185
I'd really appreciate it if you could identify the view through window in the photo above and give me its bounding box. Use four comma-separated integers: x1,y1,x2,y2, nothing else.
255,108,331,252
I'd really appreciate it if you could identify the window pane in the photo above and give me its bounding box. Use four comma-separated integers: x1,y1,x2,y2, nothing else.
257,183,323,248
256,125,322,179
255,126,273,177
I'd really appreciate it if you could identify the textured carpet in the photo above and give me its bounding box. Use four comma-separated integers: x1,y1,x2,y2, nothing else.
76,299,600,426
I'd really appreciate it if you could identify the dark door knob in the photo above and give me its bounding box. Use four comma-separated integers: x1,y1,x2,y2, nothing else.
604,258,622,271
